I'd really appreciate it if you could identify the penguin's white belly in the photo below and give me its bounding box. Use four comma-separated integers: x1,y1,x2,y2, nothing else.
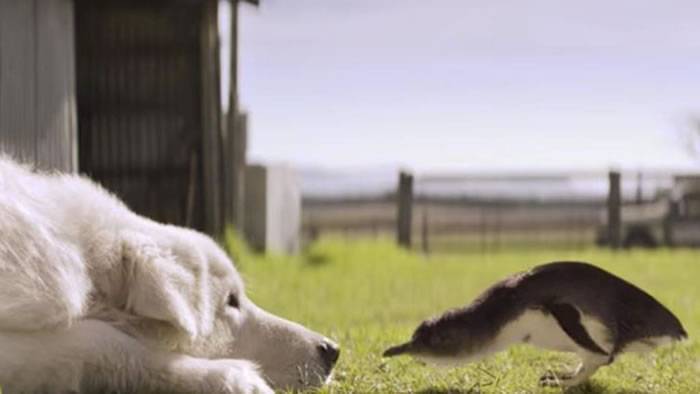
414,310,584,367
490,309,613,355
622,336,674,353
415,309,619,368
494,310,577,353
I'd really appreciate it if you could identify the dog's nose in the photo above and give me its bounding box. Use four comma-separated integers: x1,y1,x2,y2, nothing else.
317,339,340,368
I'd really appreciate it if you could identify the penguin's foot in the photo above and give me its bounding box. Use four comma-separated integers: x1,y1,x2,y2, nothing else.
538,368,580,387
539,355,608,388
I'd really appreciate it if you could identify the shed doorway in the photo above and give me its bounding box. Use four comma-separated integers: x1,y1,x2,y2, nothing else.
75,0,206,230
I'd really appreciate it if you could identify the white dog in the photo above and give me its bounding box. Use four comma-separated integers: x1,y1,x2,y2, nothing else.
0,157,339,394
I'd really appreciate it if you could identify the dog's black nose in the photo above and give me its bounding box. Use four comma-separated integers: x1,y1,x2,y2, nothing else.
317,339,340,368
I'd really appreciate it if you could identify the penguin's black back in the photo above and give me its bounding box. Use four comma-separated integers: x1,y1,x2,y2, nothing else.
515,261,687,351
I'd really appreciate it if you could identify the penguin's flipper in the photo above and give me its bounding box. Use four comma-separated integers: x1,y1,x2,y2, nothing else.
544,302,609,356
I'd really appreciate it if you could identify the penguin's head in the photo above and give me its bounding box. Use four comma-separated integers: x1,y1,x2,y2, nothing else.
383,315,476,364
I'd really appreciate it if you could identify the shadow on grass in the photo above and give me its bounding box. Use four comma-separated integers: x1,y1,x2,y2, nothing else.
564,381,649,394
417,381,649,394
303,251,332,267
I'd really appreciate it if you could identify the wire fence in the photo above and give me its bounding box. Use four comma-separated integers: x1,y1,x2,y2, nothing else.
301,171,674,254
302,196,602,253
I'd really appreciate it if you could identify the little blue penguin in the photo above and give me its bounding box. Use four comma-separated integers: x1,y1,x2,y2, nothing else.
383,261,687,387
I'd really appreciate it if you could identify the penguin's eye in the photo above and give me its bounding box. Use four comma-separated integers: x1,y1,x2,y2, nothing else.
227,293,240,309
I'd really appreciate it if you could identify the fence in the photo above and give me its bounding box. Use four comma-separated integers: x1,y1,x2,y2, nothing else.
303,196,601,253
302,170,670,253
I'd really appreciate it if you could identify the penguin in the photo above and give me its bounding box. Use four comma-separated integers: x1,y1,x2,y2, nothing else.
383,261,687,387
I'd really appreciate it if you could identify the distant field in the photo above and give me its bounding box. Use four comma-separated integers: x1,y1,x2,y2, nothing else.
231,237,700,393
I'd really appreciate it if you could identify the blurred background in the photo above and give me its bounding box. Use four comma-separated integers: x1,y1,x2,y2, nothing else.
1,0,700,254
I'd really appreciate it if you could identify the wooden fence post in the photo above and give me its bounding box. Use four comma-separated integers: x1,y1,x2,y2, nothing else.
397,171,414,249
421,203,430,254
608,170,622,249
635,171,643,204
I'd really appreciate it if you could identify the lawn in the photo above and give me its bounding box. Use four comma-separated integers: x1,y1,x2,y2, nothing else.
229,236,700,394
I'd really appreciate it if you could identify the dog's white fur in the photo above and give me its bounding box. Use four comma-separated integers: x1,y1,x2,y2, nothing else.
0,157,335,394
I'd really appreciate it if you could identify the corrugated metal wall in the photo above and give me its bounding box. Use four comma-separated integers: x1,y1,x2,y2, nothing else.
75,0,208,230
0,0,77,171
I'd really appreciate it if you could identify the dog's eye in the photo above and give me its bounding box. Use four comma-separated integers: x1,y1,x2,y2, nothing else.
227,293,240,309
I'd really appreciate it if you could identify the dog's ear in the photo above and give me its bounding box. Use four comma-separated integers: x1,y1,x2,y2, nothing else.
120,231,199,338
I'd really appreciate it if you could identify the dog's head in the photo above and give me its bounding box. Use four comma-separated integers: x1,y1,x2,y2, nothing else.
111,226,338,390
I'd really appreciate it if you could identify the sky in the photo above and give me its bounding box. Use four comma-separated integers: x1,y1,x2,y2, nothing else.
237,0,700,173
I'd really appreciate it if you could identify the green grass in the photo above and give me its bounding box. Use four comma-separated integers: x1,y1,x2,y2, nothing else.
231,236,700,394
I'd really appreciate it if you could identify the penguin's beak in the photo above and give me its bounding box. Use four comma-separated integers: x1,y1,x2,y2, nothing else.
383,341,414,357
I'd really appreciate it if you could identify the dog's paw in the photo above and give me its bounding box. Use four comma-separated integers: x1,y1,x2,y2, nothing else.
203,359,274,394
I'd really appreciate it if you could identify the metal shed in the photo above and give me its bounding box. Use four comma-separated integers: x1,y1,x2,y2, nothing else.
0,0,77,171
0,0,251,236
